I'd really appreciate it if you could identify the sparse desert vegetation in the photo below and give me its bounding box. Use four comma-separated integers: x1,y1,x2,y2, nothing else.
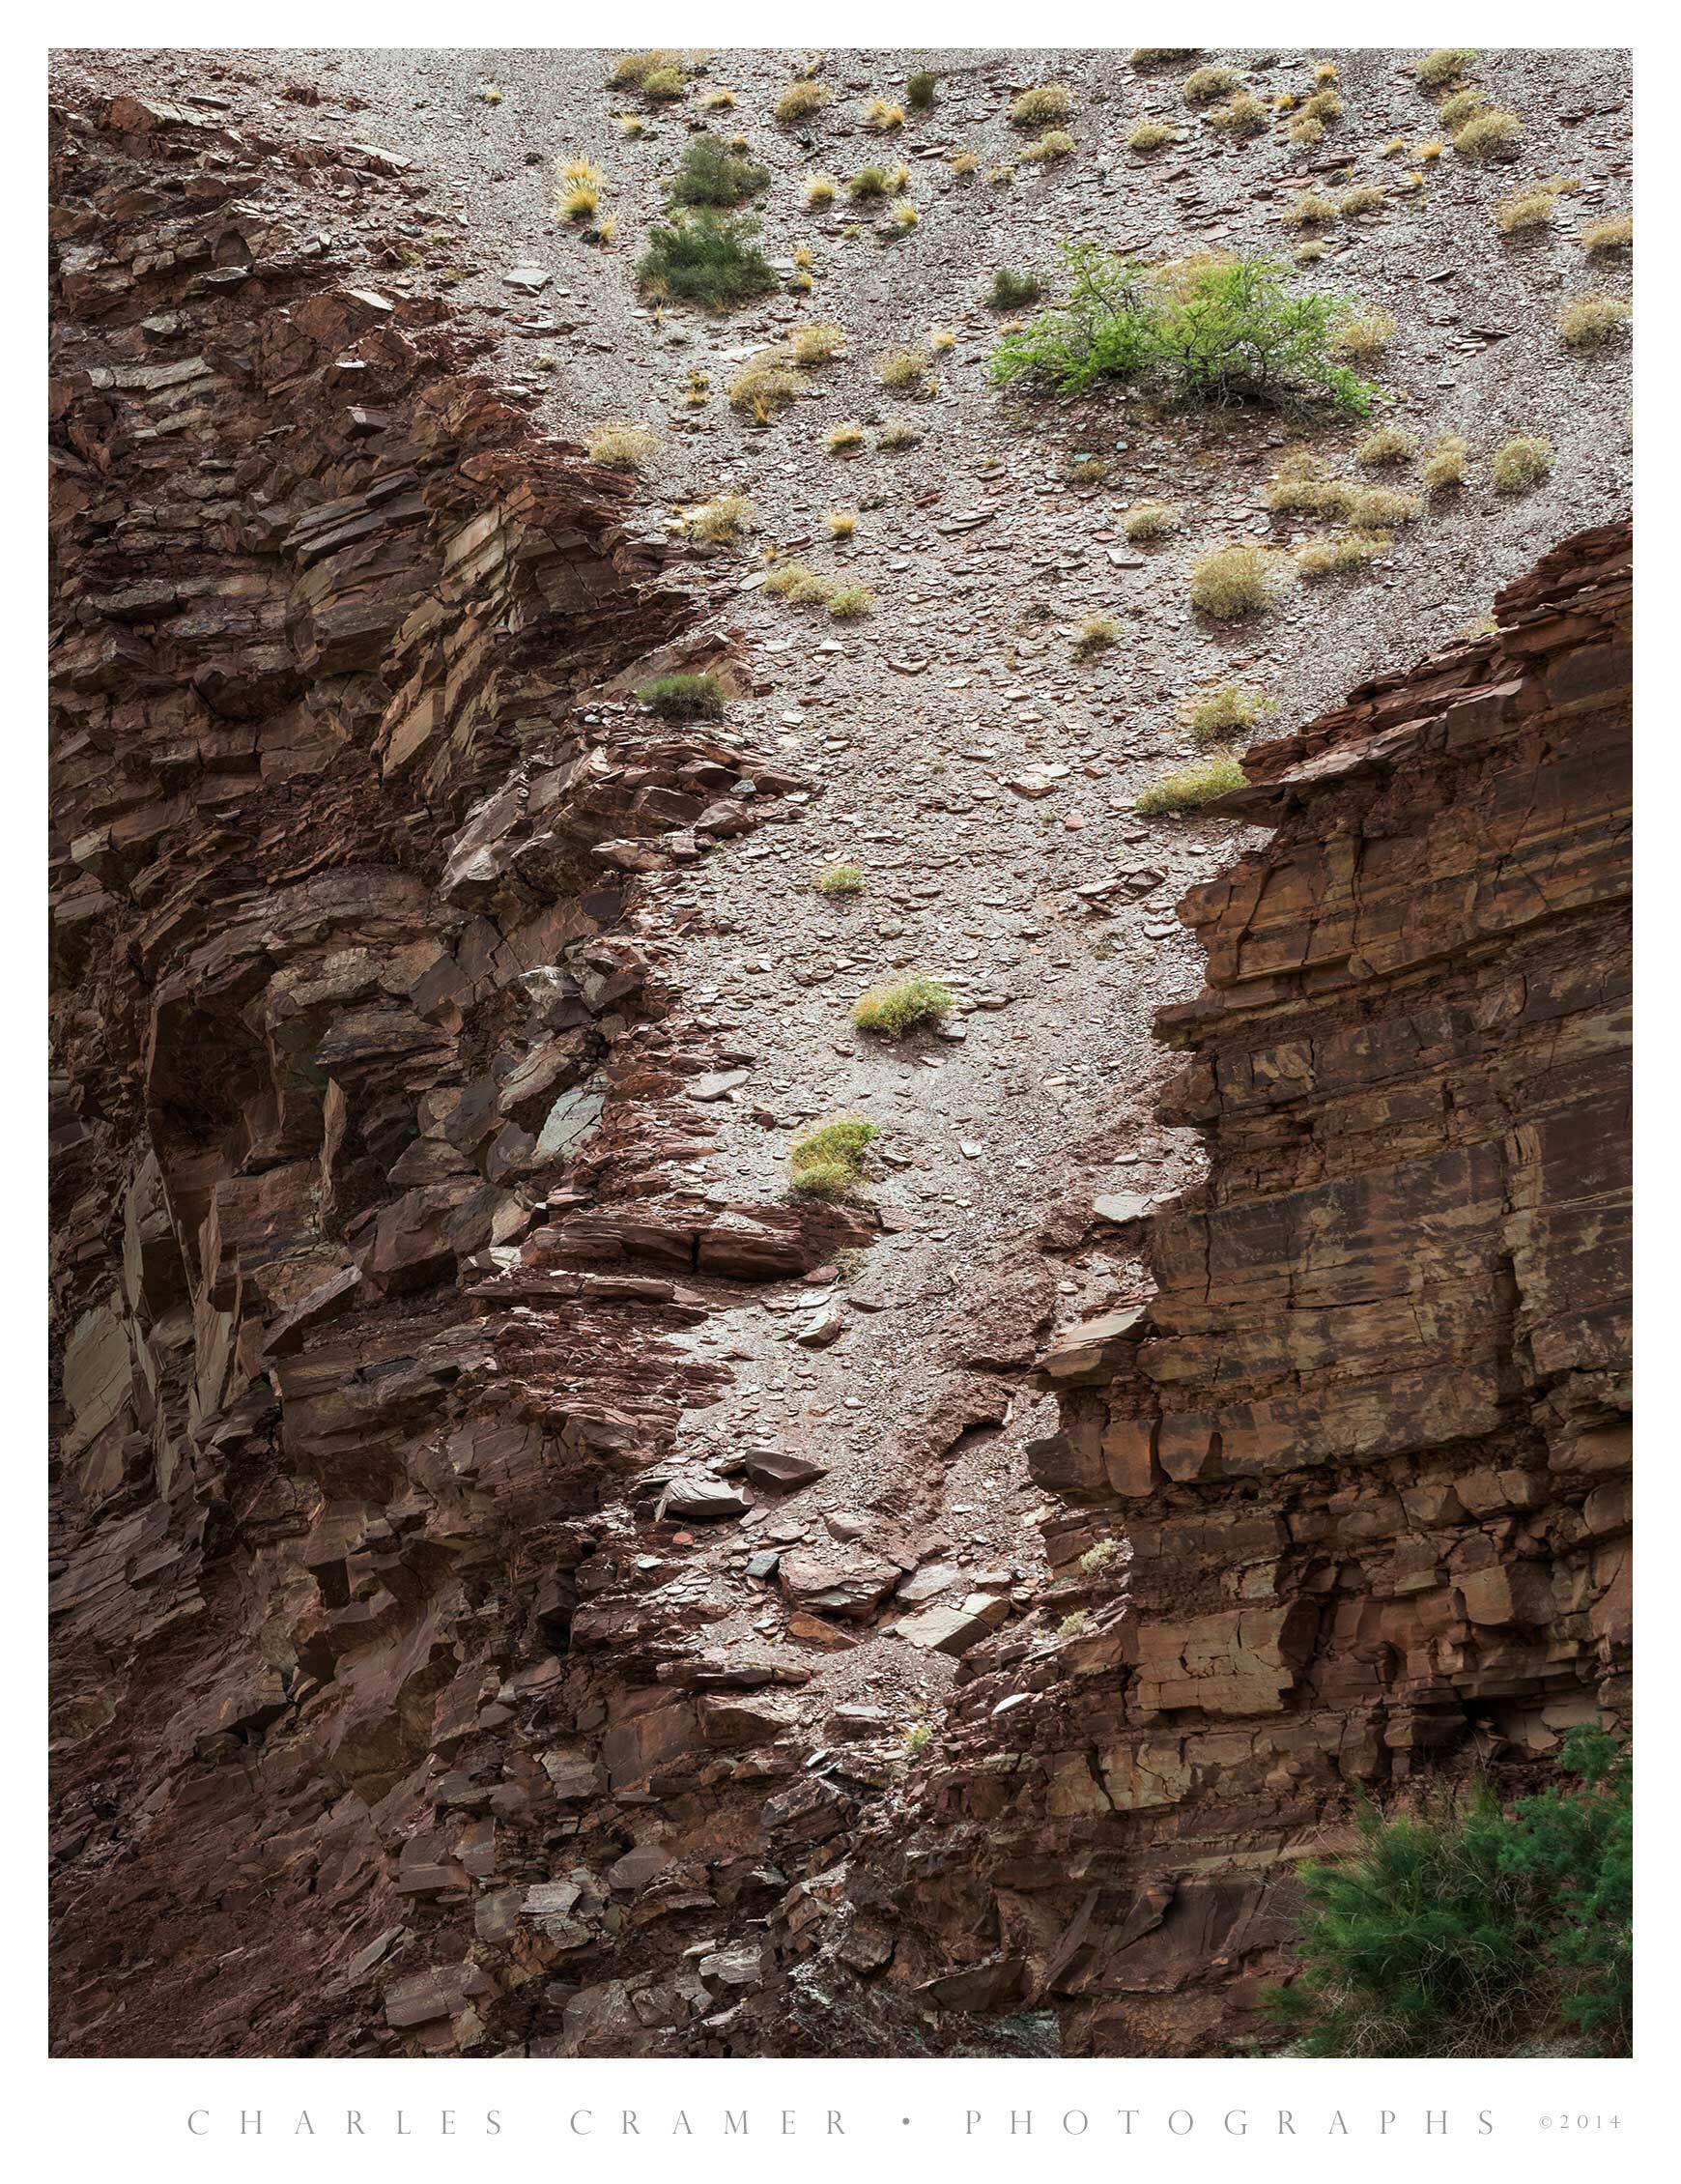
1190,544,1277,621
990,248,1376,413
789,1115,880,1199
1421,434,1470,489
637,213,778,309
851,977,954,1037
638,672,725,719
1183,683,1277,745
1560,294,1632,349
1135,753,1247,813
1125,501,1182,541
585,422,659,470
1011,83,1073,127
1492,433,1555,491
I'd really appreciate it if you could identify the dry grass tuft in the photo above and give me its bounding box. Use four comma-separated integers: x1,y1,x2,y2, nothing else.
1182,64,1240,107
1346,484,1423,527
826,584,874,619
804,172,838,207
826,421,867,454
948,149,979,175
586,423,659,470
1333,307,1397,359
1421,433,1470,490
1559,293,1632,348
1415,48,1479,88
1022,129,1077,162
1295,529,1390,580
727,357,807,422
687,493,756,544
1265,452,1355,520
1302,88,1344,123
928,325,957,353
867,97,906,130
1289,115,1326,147
776,80,832,123
789,321,846,366
1208,92,1268,139
1127,119,1176,153
1583,215,1633,254
847,164,893,199
1125,501,1182,541
876,344,929,392
876,420,923,450
1453,108,1523,160
1182,682,1276,745
1281,190,1340,228
1073,614,1123,656
826,509,857,539
817,863,866,896
1135,753,1245,814
1011,83,1073,127
1492,433,1553,492
1355,424,1417,468
1339,185,1387,216
1189,544,1277,621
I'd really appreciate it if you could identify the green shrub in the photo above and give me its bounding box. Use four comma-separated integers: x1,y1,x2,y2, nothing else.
790,1114,880,1198
1135,753,1245,813
906,71,938,110
852,977,954,1037
1267,1728,1631,2056
847,163,893,199
639,671,725,718
669,132,770,208
637,213,778,309
818,863,866,896
989,267,1043,310
988,247,1377,414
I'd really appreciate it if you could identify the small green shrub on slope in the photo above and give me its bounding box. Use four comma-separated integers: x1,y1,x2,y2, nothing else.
989,246,1376,414
637,213,778,309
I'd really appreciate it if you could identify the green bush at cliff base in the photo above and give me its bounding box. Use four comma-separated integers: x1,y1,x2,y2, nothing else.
1266,1726,1632,2056
989,245,1377,414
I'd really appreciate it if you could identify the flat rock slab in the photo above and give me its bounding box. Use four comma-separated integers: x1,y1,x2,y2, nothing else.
897,1591,1012,1655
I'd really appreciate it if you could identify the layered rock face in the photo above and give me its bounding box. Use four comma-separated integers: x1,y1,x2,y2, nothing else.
47,83,1631,2066
875,522,1631,2054
48,93,851,2057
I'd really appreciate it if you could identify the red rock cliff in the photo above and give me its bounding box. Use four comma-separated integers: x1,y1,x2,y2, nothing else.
866,520,1631,2055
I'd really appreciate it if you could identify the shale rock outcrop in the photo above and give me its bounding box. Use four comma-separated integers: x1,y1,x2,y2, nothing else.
48,76,1631,2066
867,521,1632,2055
48,90,849,2058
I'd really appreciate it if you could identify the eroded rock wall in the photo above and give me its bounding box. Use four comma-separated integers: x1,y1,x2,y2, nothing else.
48,90,853,2057
862,521,1632,2055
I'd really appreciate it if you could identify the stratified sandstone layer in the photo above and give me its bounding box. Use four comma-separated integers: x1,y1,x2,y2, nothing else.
866,521,1631,2055
49,91,853,2057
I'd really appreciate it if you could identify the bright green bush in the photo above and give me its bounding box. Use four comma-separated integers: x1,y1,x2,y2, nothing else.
636,213,778,309
1268,1728,1632,2056
988,246,1377,414
669,132,770,208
